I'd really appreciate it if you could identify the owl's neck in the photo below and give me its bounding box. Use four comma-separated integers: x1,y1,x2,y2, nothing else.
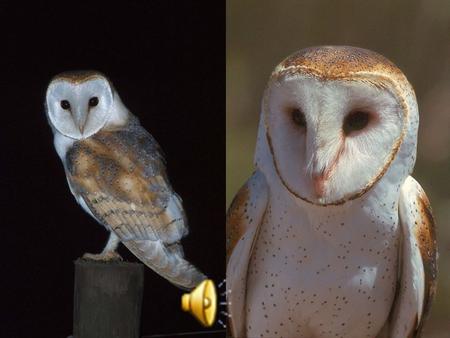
266,177,401,248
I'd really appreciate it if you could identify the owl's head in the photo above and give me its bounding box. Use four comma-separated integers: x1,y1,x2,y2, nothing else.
45,71,128,139
258,46,418,205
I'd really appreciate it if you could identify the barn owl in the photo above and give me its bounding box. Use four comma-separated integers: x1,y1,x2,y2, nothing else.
46,71,206,290
226,46,437,337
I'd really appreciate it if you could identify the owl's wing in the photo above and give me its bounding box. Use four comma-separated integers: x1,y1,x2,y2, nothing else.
66,127,206,290
387,176,438,337
226,170,269,337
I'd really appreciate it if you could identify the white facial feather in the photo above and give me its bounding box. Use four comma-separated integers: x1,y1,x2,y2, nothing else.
46,74,128,140
265,75,403,204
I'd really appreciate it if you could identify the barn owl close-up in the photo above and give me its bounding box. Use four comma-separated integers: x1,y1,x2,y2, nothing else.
227,46,437,337
45,71,206,290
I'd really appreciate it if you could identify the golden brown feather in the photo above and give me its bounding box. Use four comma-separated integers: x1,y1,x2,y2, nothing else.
413,191,438,335
226,182,251,262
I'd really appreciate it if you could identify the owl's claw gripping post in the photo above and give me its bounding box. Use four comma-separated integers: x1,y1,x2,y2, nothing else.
82,251,123,262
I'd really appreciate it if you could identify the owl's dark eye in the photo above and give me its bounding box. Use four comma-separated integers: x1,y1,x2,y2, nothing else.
291,108,306,128
343,111,370,135
60,100,71,110
89,97,99,107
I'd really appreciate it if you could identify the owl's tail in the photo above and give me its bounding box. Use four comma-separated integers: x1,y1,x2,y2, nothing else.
122,239,207,290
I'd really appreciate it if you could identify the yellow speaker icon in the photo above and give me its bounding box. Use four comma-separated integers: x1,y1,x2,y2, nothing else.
181,279,217,327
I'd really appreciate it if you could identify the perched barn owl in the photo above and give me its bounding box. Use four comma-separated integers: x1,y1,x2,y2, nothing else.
227,46,437,337
46,71,206,290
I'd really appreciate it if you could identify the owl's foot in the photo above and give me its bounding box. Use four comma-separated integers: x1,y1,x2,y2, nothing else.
82,251,123,262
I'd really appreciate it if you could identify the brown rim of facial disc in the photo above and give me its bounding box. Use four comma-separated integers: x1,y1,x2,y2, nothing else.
50,70,111,85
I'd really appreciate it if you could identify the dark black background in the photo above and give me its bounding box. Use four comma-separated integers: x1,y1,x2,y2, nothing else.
0,1,224,337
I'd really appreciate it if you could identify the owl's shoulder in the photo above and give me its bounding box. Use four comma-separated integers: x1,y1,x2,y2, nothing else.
66,121,164,171
63,123,168,204
227,170,269,260
387,176,438,337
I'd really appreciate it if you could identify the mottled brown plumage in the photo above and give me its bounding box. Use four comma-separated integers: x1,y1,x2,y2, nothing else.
65,122,205,289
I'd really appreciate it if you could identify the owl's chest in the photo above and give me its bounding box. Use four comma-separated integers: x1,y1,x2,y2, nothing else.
245,200,400,338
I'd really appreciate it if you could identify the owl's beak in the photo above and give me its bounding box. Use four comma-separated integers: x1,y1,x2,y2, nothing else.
308,136,343,199
312,173,326,198
310,154,342,199
74,108,88,134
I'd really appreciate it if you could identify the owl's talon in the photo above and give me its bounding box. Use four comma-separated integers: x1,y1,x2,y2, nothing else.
82,251,123,262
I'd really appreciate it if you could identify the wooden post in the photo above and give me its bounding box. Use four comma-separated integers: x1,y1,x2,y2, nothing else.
73,259,145,338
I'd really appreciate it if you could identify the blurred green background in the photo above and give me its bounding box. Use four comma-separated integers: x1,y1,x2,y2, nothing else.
227,0,450,336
